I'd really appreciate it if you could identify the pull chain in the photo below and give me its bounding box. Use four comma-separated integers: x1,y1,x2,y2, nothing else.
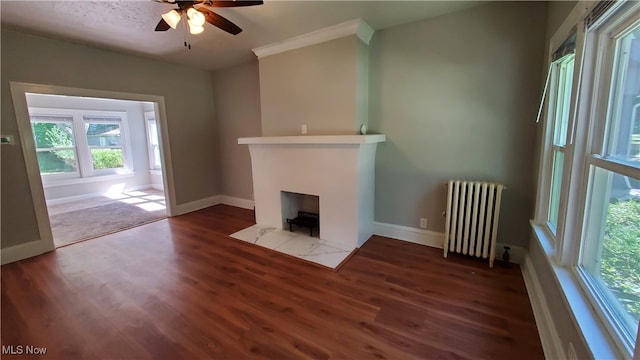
182,16,191,50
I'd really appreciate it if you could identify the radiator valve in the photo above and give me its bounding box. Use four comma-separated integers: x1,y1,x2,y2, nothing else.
502,246,511,265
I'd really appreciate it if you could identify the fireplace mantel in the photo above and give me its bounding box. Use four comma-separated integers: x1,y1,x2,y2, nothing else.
239,133,385,251
238,134,385,145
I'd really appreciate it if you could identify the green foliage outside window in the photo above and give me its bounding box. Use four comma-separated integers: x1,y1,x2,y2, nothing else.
31,122,76,174
91,149,124,170
601,199,640,322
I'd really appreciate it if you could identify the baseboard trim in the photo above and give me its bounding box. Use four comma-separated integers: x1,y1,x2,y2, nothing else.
174,195,222,215
373,222,444,249
219,195,254,210
46,184,159,205
1,240,54,265
372,222,524,264
521,253,564,359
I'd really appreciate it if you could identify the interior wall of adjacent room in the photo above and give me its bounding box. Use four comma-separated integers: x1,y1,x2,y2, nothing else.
1,28,218,249
211,61,262,200
25,94,152,200
368,1,547,248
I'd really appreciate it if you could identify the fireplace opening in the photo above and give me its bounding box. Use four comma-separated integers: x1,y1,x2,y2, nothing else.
281,191,319,237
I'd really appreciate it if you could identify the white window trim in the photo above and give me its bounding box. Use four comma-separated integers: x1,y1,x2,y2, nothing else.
533,1,640,358
28,107,134,186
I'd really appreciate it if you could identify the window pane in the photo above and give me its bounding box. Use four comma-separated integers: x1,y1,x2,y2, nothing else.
581,167,639,343
148,120,158,146
548,150,565,232
606,25,640,165
36,150,77,174
553,56,575,146
31,122,74,149
85,123,121,147
153,145,161,169
91,148,124,170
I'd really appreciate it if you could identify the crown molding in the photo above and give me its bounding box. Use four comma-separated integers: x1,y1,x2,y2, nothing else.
252,19,374,59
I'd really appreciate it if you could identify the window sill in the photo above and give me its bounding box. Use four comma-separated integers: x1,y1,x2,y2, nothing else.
149,169,162,175
42,172,135,188
530,221,626,359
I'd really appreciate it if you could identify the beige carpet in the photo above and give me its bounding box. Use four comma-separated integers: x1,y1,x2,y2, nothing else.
49,190,167,247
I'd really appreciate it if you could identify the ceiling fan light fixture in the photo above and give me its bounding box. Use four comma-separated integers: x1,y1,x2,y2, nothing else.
161,9,181,29
187,8,206,27
188,20,205,35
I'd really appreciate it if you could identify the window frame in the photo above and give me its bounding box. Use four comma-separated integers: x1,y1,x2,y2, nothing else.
533,1,640,358
28,107,133,186
575,9,640,353
30,115,81,181
535,52,580,252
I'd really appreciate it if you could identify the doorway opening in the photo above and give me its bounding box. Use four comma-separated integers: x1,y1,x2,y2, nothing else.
11,83,176,250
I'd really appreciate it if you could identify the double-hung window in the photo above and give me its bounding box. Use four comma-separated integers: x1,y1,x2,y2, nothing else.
543,51,576,237
31,115,79,179
535,1,640,357
29,107,132,184
578,7,640,353
144,111,161,170
84,116,126,172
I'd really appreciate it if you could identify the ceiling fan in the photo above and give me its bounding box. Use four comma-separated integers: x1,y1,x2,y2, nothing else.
154,0,263,36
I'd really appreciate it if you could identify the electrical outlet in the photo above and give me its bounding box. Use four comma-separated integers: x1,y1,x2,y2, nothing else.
301,124,308,134
419,218,427,229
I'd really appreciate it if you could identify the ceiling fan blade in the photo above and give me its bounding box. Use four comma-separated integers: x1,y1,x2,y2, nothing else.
207,0,263,7
199,8,242,35
155,18,171,31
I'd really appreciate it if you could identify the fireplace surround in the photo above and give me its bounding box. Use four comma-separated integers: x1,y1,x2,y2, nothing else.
238,135,385,253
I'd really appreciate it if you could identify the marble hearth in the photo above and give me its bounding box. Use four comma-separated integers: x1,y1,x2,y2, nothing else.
237,135,385,268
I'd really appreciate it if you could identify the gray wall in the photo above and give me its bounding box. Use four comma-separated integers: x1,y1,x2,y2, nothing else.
368,1,547,247
258,35,364,136
1,28,219,249
211,61,262,200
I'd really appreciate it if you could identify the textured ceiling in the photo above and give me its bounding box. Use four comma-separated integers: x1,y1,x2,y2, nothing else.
0,1,482,71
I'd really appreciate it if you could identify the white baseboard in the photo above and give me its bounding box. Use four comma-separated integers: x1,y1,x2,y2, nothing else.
373,222,445,249
1,240,54,265
46,184,159,205
151,184,164,191
219,195,254,210
46,192,103,205
521,253,564,359
372,222,524,264
174,195,222,215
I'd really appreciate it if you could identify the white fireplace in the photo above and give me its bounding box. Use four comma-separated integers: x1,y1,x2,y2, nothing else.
238,135,385,254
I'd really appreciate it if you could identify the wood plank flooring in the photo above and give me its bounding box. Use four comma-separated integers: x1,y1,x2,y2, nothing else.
1,205,544,359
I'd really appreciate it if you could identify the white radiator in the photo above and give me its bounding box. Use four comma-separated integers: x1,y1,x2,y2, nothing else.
444,180,505,268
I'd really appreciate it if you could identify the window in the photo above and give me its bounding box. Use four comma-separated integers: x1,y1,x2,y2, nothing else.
29,108,132,183
578,16,640,352
85,117,125,171
534,1,640,357
144,111,161,170
546,54,576,235
31,116,79,178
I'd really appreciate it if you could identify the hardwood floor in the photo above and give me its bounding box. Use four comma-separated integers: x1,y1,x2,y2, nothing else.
1,205,543,359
